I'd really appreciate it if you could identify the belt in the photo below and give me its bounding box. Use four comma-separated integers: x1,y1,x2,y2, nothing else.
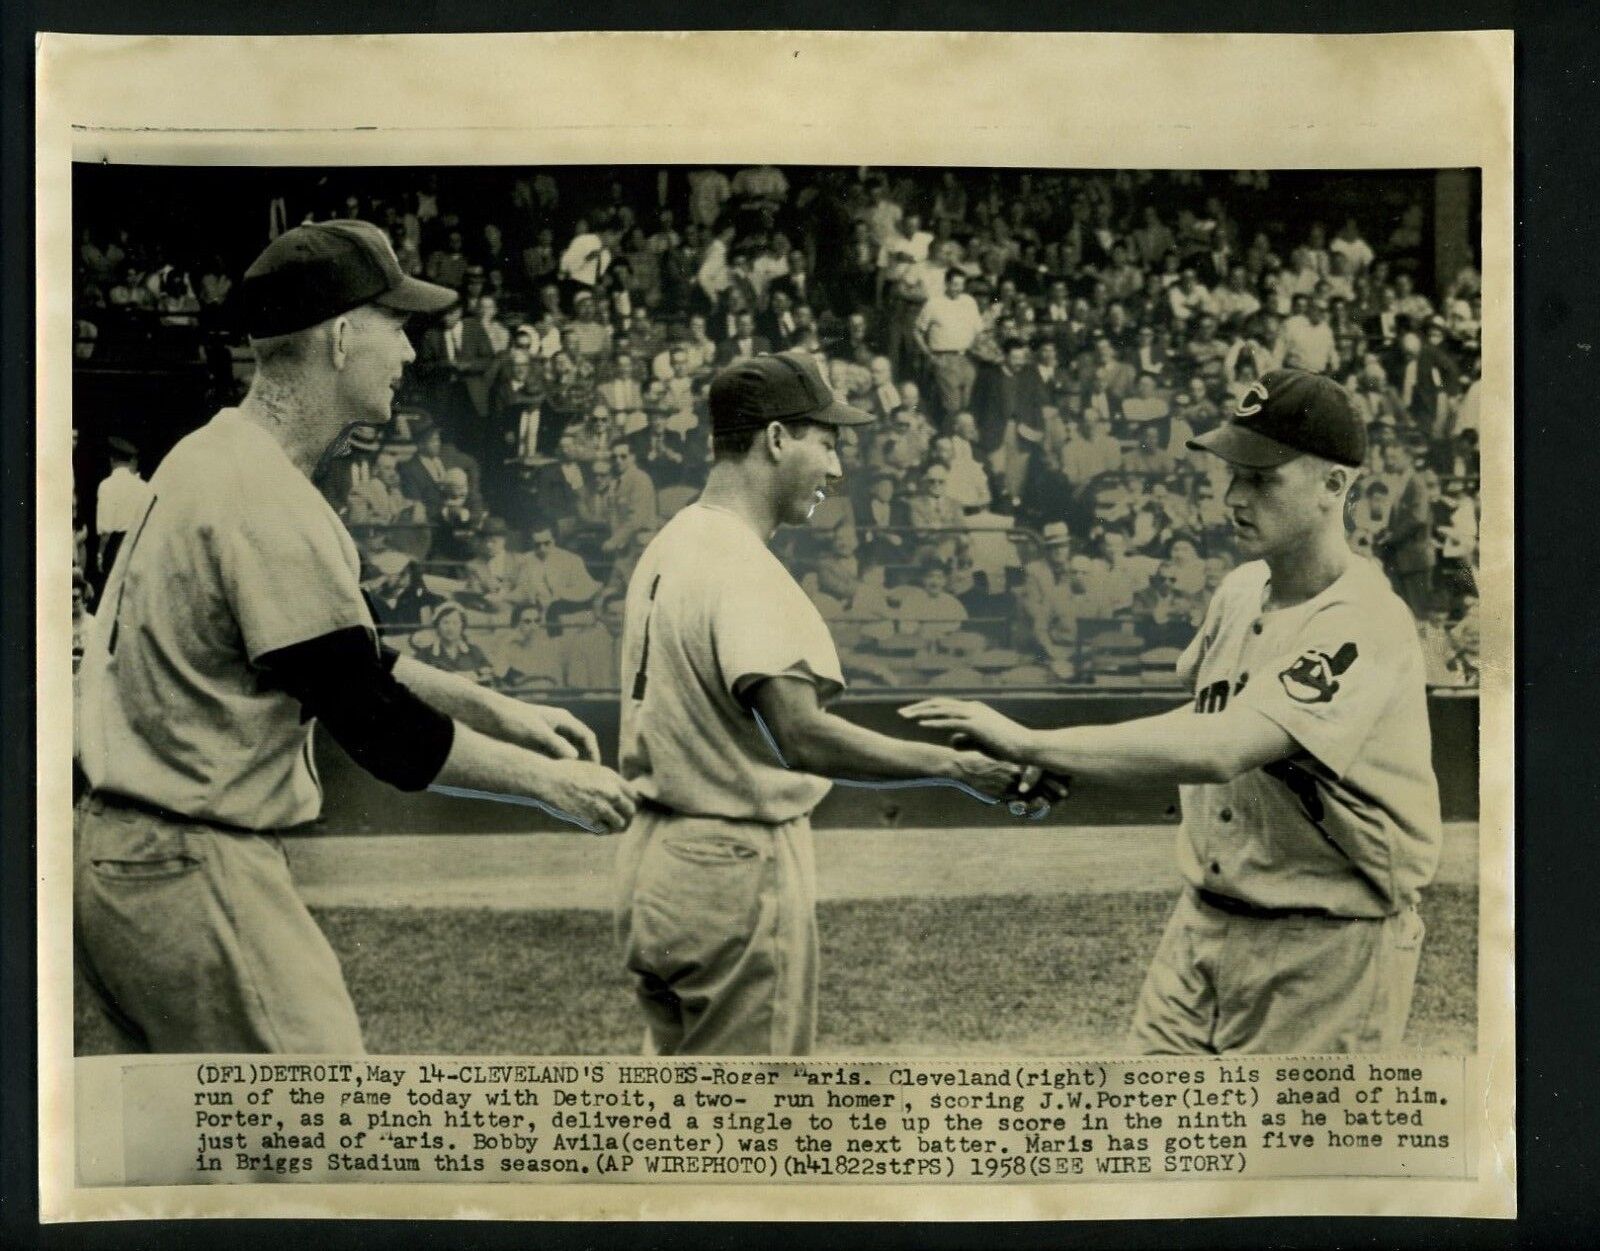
82,789,267,837
1195,887,1349,922
930,349,967,356
637,796,797,828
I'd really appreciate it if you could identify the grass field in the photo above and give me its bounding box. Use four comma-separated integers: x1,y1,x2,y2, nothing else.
74,824,1478,1056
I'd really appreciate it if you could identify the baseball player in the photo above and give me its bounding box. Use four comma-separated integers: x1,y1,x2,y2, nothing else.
75,220,635,1054
905,369,1444,1054
614,352,1022,1056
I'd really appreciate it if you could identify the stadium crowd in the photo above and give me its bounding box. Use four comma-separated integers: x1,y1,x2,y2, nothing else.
73,166,1484,693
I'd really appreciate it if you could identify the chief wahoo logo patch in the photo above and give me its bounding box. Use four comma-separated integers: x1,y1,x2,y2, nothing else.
1279,642,1359,704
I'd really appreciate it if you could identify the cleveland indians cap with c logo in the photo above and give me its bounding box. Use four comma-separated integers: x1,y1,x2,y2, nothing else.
1187,368,1367,468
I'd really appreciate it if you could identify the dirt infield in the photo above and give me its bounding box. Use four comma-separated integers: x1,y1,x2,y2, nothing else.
285,822,1480,911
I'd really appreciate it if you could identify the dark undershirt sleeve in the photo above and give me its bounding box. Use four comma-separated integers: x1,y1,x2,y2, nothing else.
257,627,454,792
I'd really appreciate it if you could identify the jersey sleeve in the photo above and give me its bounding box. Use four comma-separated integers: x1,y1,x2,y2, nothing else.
712,564,845,706
215,488,373,661
1234,598,1415,779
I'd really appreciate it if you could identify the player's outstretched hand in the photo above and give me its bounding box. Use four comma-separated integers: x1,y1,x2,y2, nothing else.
900,698,1031,761
949,750,1023,802
535,761,637,834
502,702,603,762
1003,765,1072,820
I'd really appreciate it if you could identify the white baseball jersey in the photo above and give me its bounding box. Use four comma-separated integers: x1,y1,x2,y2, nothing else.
78,409,377,829
1174,557,1442,916
618,502,844,822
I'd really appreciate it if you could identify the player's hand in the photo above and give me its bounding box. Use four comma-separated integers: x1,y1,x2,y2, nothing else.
499,701,601,762
1004,765,1072,820
534,760,637,834
527,704,603,762
900,698,1031,761
948,750,1023,802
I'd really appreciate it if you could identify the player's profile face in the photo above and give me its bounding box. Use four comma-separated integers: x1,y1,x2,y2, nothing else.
774,421,842,526
339,304,415,427
1222,457,1327,557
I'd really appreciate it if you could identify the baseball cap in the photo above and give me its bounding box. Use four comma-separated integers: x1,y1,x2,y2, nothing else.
240,219,457,339
708,352,873,435
1186,369,1366,468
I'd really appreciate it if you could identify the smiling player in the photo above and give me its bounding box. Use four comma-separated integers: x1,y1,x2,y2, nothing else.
614,351,1021,1055
904,369,1443,1054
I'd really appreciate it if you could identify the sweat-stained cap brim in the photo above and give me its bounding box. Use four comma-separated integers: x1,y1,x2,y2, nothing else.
1186,422,1306,468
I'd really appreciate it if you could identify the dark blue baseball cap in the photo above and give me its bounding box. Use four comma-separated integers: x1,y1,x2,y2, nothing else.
1187,369,1366,468
241,219,457,339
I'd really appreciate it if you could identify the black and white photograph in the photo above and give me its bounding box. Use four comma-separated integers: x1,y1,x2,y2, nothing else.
36,29,1513,1221
68,159,1484,1058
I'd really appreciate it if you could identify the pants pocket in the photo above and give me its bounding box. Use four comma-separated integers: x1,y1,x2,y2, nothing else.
630,826,770,977
662,834,762,868
89,853,201,881
84,810,203,881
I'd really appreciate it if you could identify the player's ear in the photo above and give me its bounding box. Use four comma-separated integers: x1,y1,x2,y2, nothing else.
329,315,352,371
762,421,786,460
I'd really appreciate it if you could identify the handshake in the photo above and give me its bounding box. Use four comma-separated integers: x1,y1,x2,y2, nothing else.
899,698,1071,821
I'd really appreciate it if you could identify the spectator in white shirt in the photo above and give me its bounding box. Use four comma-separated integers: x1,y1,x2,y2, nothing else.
749,234,793,306
1211,265,1261,327
93,436,155,588
695,224,737,304
1324,251,1356,303
1286,246,1321,298
1277,297,1339,374
915,268,984,420
598,353,646,415
931,432,991,513
1121,373,1170,425
558,219,611,289
1167,268,1215,326
1329,216,1375,274
511,526,601,613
